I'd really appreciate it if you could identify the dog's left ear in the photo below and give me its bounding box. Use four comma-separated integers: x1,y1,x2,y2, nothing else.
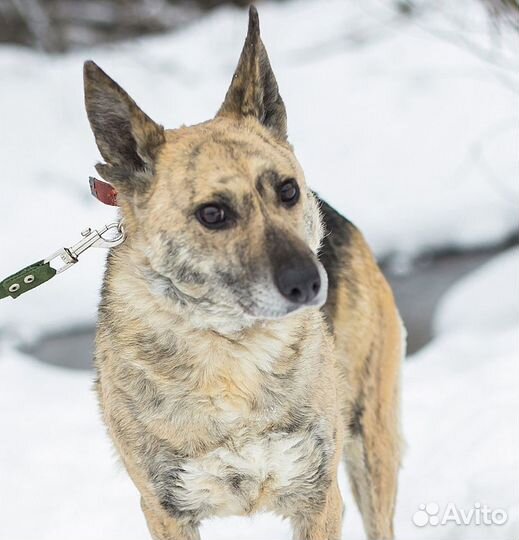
217,6,287,141
83,60,165,192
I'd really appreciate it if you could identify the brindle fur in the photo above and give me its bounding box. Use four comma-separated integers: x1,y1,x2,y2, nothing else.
86,6,404,540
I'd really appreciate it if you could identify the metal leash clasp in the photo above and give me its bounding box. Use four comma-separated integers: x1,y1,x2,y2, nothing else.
45,221,126,274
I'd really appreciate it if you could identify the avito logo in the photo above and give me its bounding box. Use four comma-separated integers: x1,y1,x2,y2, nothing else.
412,502,508,527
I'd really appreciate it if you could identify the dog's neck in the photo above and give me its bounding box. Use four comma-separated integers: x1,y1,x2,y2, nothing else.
102,242,330,420
143,265,257,335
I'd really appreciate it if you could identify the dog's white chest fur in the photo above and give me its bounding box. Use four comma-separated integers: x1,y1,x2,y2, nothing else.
174,431,324,517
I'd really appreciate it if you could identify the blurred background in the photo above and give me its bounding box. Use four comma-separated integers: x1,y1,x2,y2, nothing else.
0,1,517,539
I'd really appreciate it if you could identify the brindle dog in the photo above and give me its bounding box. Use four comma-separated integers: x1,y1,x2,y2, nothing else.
85,6,404,540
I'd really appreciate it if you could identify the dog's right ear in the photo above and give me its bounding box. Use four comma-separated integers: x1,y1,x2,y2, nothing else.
83,61,165,192
217,6,287,141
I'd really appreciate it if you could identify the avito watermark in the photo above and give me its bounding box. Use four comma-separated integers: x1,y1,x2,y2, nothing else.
412,502,508,527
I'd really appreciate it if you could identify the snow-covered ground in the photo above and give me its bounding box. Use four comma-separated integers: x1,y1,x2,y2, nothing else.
0,1,517,539
0,0,517,339
1,248,517,540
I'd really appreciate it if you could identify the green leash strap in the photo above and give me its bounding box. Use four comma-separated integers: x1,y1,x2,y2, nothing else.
0,260,57,300
0,221,125,302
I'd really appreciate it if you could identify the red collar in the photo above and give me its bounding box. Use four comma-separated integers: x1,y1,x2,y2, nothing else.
89,177,118,206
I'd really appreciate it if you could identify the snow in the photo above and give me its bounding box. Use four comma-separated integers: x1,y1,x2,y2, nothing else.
0,0,518,339
433,247,518,335
0,1,518,537
396,250,519,540
0,248,517,540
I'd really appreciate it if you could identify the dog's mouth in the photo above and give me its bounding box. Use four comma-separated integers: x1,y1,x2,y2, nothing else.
240,263,329,320
144,252,329,322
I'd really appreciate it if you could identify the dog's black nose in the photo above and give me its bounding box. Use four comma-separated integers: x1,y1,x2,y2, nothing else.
275,261,321,304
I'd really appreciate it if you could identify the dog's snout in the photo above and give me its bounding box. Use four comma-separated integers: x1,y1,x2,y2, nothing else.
275,261,321,304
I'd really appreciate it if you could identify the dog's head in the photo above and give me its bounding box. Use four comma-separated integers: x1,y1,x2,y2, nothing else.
84,6,327,327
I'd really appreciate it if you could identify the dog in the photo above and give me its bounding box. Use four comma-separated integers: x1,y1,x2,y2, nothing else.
84,6,404,540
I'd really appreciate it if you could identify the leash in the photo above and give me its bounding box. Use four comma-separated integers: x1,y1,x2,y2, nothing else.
0,177,122,301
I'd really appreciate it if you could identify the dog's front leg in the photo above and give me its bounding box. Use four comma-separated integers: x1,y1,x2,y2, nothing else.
291,479,343,540
141,498,200,540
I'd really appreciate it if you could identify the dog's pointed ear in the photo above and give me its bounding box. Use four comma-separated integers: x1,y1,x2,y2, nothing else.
83,60,165,191
217,6,287,141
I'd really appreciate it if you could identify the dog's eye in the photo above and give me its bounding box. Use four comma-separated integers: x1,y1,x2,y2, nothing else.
279,179,300,207
196,204,228,229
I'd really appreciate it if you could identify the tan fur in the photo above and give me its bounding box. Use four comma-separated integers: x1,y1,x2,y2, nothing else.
85,7,403,540
330,228,404,540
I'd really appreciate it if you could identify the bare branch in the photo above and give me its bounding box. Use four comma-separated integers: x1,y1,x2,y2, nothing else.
480,0,518,29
